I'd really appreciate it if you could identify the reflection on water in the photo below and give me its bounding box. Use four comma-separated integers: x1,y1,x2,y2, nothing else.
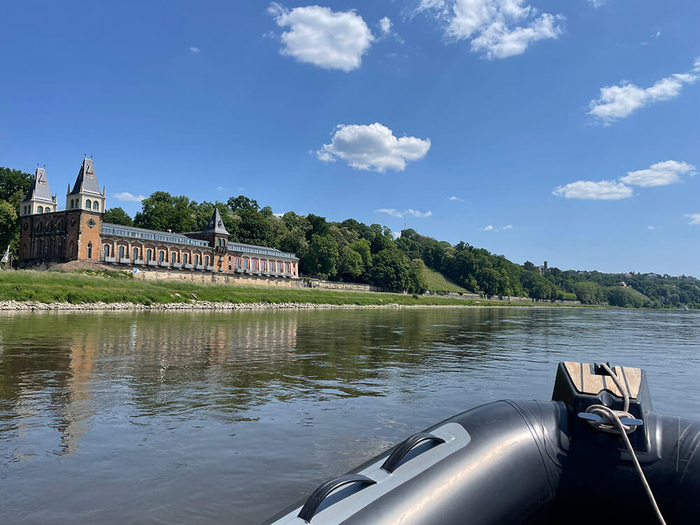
0,308,698,524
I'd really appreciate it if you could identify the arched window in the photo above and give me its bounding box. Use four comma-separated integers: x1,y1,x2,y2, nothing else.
37,206,43,214
133,247,139,261
261,260,266,272
171,252,177,264
118,246,125,260
194,254,200,266
204,255,210,267
104,244,111,259
87,242,93,259
183,253,189,265
86,199,91,209
159,250,165,263
70,199,74,209
93,201,99,211
286,262,290,274
146,249,152,262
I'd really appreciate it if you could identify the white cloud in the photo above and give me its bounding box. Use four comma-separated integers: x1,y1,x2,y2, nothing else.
417,0,565,59
447,195,463,201
589,60,699,124
620,160,696,187
588,0,607,7
647,226,661,230
113,192,145,203
267,3,374,71
552,180,633,200
482,225,494,231
217,186,228,192
502,224,513,230
379,17,392,35
189,47,201,54
686,213,700,225
318,123,431,172
376,208,433,218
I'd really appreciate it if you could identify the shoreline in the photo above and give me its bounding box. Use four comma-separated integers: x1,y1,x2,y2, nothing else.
0,300,566,312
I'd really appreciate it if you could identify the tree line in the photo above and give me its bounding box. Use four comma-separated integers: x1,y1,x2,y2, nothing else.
2,166,698,308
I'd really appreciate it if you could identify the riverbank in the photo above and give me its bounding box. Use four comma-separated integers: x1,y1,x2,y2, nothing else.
0,270,582,310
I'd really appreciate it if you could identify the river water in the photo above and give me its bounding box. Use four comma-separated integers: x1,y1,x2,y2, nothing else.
0,308,698,523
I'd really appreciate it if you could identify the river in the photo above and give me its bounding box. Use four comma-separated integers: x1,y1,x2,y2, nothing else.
0,308,698,523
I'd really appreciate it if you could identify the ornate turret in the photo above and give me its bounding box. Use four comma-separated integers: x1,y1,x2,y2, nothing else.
204,207,230,236
66,158,106,213
204,208,229,256
20,167,57,216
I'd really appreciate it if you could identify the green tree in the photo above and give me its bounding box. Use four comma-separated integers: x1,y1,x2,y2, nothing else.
304,234,339,278
227,195,259,211
338,246,364,280
133,192,197,232
0,167,33,205
103,207,133,226
573,281,605,304
408,259,429,294
369,247,410,292
0,200,18,252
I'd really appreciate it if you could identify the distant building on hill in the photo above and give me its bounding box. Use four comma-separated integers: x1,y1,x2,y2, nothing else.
536,261,548,276
19,158,299,278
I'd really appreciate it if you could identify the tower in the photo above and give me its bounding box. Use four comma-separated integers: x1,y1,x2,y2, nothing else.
66,158,106,213
203,208,229,271
65,158,105,262
20,167,57,216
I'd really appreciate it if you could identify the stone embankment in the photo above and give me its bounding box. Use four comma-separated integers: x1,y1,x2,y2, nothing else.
0,300,485,312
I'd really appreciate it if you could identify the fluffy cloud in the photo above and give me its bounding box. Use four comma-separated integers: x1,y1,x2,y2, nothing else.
113,192,145,203
686,213,700,225
417,0,565,59
376,208,433,218
482,225,495,231
267,3,374,71
189,47,201,54
379,17,392,35
317,123,431,172
552,180,633,200
482,224,512,232
589,60,699,124
447,195,463,201
647,226,661,230
587,0,607,7
502,224,513,230
620,160,696,187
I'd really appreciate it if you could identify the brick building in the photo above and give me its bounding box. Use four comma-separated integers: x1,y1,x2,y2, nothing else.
19,158,299,278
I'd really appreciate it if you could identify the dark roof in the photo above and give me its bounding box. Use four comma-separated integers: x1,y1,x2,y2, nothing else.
69,158,102,196
22,167,55,203
203,208,230,236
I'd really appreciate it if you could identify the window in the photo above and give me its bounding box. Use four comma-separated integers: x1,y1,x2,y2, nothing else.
204,255,210,266
183,253,188,265
104,244,111,258
118,246,125,260
286,262,290,274
195,254,200,266
261,261,266,272
133,247,139,261
86,199,91,209
159,251,165,263
37,206,43,213
243,258,249,269
234,257,239,269
171,252,177,264
93,201,99,211
87,242,93,259
70,199,74,209
146,249,152,262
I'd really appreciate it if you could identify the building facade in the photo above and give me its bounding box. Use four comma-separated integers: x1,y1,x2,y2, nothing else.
19,158,299,278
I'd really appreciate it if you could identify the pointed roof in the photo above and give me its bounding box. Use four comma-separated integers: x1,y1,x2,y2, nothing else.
204,208,229,236
69,158,102,196
22,167,55,203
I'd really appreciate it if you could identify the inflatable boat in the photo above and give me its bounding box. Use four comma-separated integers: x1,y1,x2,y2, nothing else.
266,362,700,524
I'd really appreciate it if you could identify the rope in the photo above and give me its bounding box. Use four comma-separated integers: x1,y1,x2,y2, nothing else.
584,364,666,525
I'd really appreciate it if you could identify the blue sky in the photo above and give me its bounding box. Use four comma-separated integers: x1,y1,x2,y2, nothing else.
2,1,699,276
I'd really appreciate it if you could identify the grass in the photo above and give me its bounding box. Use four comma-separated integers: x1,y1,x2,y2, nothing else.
423,267,469,293
0,269,584,308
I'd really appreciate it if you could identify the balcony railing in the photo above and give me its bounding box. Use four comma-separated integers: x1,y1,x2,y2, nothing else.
134,259,144,265
185,264,194,269
173,263,182,268
118,258,131,264
104,256,116,263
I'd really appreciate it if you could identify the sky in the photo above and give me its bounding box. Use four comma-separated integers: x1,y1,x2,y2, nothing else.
1,0,699,276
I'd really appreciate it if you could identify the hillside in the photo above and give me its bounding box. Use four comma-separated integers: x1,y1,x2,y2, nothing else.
423,267,469,293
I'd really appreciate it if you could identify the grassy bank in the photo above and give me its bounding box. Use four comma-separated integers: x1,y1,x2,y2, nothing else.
0,270,579,308
423,267,469,293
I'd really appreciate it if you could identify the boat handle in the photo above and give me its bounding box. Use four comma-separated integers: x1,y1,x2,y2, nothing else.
381,432,446,474
298,474,376,522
